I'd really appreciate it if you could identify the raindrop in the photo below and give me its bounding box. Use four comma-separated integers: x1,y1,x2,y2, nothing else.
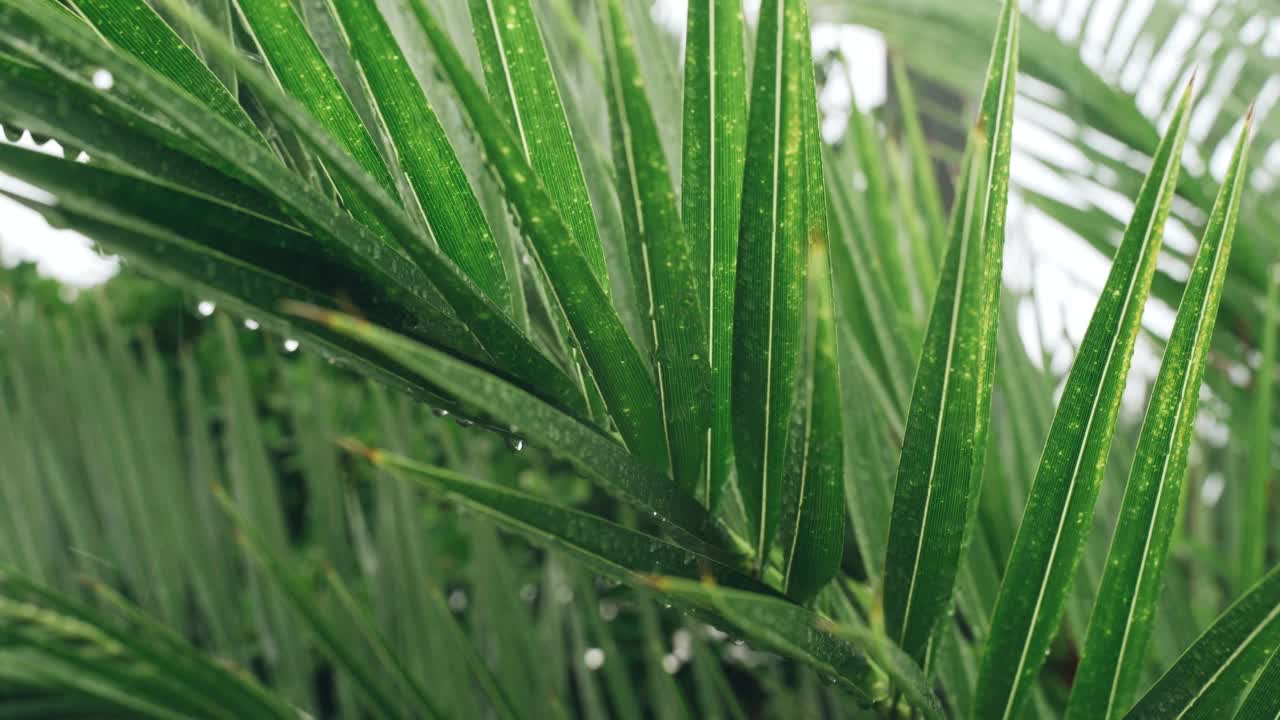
454,417,475,428
506,436,526,452
661,654,681,674
583,647,606,670
91,68,114,90
243,319,260,331
283,339,300,353
196,300,216,317
448,588,469,612
432,408,450,418
599,600,619,621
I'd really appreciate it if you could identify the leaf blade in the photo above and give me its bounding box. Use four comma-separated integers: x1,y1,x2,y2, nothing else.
331,0,512,309
680,0,747,507
599,0,711,491
882,0,1018,661
1065,110,1254,720
972,79,1196,720
731,0,809,569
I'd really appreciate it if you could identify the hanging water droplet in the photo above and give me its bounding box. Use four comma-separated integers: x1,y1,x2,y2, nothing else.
243,319,260,331
661,654,681,674
447,588,469,612
196,300,216,317
91,68,114,90
506,436,526,452
432,408,450,418
454,417,475,428
283,338,300,353
583,647,606,670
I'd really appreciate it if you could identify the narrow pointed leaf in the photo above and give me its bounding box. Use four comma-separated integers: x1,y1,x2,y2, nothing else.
599,0,710,491
639,577,877,702
780,242,845,602
1243,263,1279,590
973,80,1195,720
466,0,609,289
882,0,1017,662
1066,113,1253,720
231,0,417,245
680,0,747,507
779,21,843,603
1234,641,1280,719
215,489,428,720
1,0,584,412
288,305,732,552
407,0,669,467
732,0,809,568
68,0,260,141
1129,563,1280,719
360,448,762,592
330,0,511,308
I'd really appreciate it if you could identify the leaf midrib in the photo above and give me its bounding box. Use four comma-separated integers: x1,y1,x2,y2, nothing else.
757,0,786,563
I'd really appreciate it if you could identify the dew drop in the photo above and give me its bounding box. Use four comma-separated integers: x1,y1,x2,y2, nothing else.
583,647,606,670
196,300,216,317
454,417,475,428
243,319,260,331
447,588,469,612
283,338,300,353
506,436,526,452
432,408,450,418
91,68,114,90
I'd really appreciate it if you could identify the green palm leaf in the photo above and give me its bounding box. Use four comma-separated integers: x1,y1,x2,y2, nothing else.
599,0,710,492
731,0,812,570
680,0,747,508
972,79,1195,720
1128,563,1280,718
882,0,1017,662
406,0,670,467
330,0,512,309
1065,109,1254,720
466,0,609,291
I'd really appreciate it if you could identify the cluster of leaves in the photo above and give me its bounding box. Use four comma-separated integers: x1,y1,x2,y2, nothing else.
0,0,1276,716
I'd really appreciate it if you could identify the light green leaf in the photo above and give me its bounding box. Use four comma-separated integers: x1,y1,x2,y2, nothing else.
1242,262,1279,590
680,0,747,507
215,488,433,720
882,0,1017,662
731,0,809,570
407,0,670,468
1066,110,1254,720
599,0,710,492
330,0,512,309
973,80,1195,720
1129,563,1280,719
466,0,609,290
